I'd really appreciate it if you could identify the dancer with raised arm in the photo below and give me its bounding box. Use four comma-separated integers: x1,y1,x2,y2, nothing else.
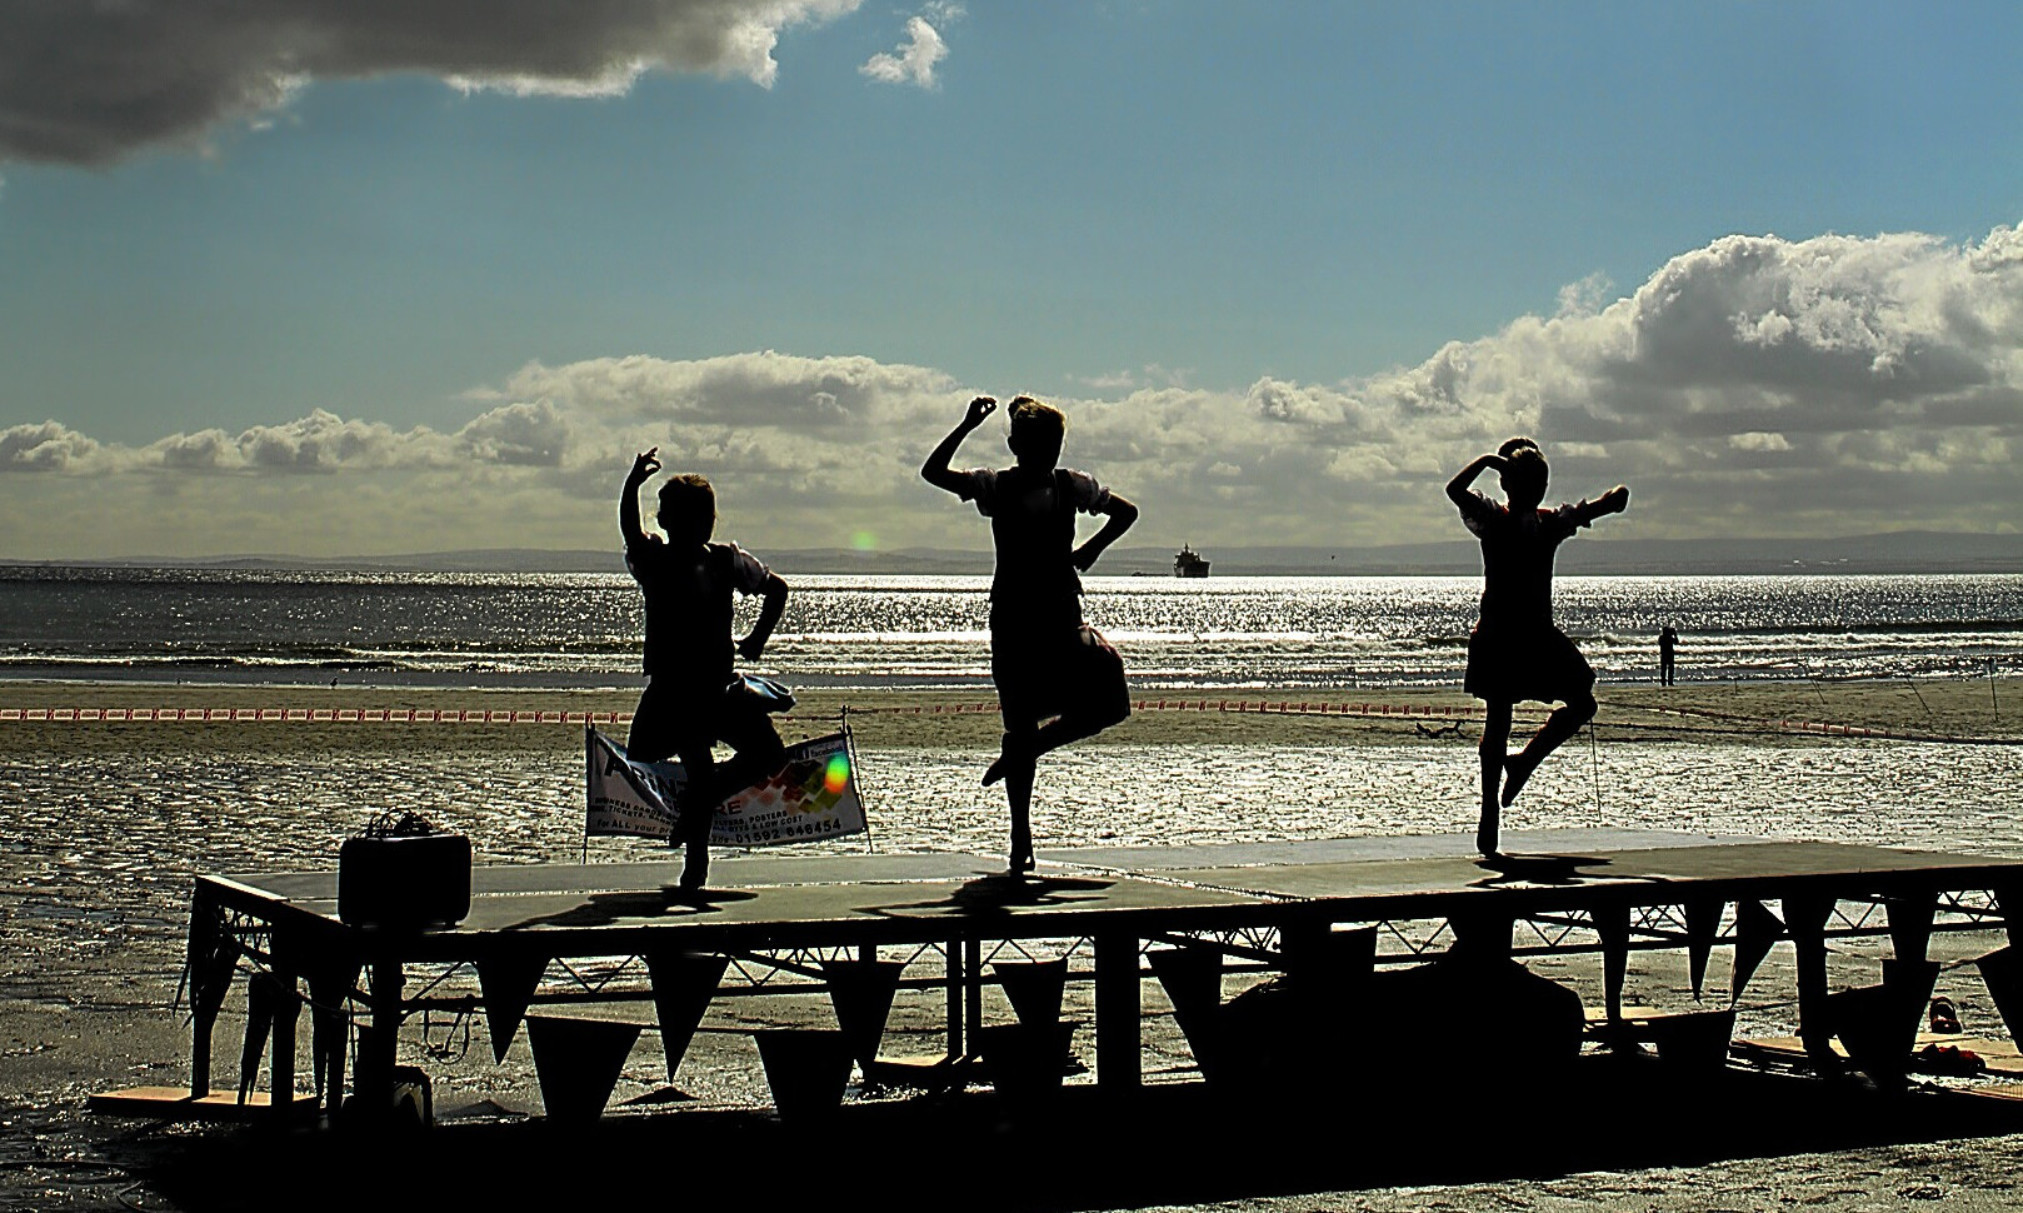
620,449,791,893
1448,438,1629,856
922,396,1138,874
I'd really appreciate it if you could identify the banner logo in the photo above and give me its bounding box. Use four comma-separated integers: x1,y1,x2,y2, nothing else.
585,727,867,846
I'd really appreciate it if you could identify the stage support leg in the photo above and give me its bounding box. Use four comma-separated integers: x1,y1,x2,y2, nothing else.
354,958,404,1117
1994,881,2023,949
185,898,237,1101
307,957,358,1114
1094,931,1139,1092
945,935,965,1058
964,938,984,1056
268,964,300,1119
1784,894,1837,1070
1593,903,1631,1029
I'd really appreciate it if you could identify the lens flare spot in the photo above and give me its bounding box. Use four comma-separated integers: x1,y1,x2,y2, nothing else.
851,531,878,551
823,753,850,795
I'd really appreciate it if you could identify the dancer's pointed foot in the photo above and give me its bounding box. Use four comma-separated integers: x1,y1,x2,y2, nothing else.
1008,830,1035,875
1499,750,1538,808
1476,807,1500,857
982,734,1033,787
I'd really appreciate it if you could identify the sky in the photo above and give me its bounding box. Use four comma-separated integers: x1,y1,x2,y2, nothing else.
0,1,2019,560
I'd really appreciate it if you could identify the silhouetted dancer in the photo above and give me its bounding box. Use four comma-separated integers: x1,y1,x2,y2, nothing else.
621,449,790,892
922,396,1139,874
1659,623,1678,686
1448,438,1629,856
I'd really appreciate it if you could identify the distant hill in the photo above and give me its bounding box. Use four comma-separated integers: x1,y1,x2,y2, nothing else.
8,531,2021,575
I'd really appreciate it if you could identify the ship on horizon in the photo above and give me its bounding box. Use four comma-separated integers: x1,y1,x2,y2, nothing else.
1174,544,1210,578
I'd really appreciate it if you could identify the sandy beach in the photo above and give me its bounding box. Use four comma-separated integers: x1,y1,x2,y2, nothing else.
3,677,2023,1210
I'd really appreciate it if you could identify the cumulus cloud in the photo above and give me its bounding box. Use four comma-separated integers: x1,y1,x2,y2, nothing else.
0,422,107,472
457,400,571,467
0,0,862,165
5,224,2022,556
860,16,948,88
145,410,454,474
1239,222,2023,535
493,350,957,430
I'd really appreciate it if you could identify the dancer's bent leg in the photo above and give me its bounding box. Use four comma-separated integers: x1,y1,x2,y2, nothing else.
1026,699,1127,762
1500,690,1596,808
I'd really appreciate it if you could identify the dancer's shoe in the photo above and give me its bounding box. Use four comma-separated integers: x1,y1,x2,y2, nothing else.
1475,805,1501,857
676,840,709,893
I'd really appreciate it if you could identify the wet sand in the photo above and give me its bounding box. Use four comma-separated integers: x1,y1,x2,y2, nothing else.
3,677,2022,1210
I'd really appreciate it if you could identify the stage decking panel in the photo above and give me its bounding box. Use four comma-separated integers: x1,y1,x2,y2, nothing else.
224,873,1269,939
209,831,2023,948
1045,828,1751,874
1148,839,2018,904
229,851,1002,905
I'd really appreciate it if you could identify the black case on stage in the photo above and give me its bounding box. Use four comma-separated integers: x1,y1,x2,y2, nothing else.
337,832,472,929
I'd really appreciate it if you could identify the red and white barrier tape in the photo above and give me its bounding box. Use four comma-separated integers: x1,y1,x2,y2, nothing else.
0,706,633,725
0,699,1999,743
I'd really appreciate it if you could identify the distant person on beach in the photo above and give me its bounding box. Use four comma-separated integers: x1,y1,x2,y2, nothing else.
922,396,1139,874
1448,438,1629,855
1659,623,1678,686
621,449,790,893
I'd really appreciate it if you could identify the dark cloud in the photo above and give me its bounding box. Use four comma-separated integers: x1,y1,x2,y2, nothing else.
0,0,861,164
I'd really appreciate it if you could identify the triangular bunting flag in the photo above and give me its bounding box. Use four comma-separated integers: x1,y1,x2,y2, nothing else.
1730,899,1783,1004
1146,946,1223,1079
821,959,906,1072
752,1029,854,1121
993,959,1069,1029
1684,899,1721,1002
1888,891,1938,966
1977,946,2023,1042
525,1015,643,1121
476,953,549,1063
645,951,728,1084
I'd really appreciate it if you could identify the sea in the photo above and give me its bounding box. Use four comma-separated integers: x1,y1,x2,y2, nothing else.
1,566,2018,688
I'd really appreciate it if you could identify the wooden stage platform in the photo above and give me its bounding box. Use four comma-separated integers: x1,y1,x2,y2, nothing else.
172,829,2023,1123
